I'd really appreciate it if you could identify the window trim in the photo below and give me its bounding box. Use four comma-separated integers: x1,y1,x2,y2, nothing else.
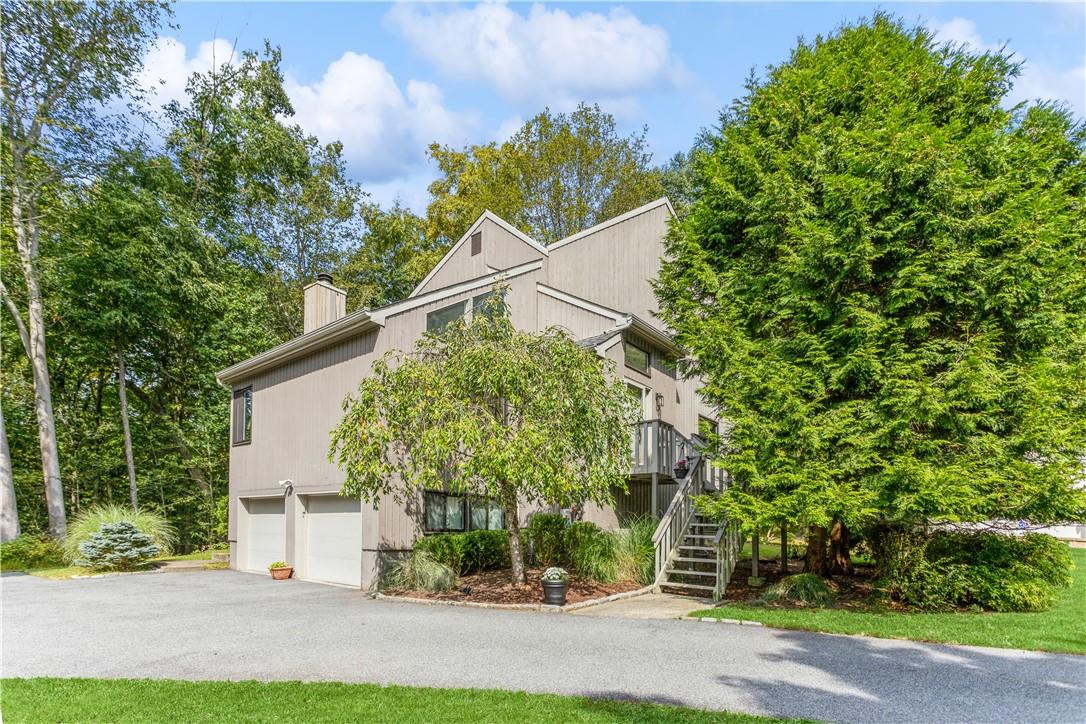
232,387,252,446
623,338,651,376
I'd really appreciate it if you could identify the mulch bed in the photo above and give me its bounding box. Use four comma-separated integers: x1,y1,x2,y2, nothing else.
387,567,641,605
724,556,882,610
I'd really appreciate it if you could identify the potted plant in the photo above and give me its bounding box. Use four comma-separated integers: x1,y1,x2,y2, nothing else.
268,561,293,580
540,566,569,605
673,457,689,478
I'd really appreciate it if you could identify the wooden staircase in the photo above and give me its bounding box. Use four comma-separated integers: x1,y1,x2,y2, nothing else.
650,449,741,600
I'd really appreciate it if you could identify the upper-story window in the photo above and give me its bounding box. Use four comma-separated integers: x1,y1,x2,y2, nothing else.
470,230,482,256
232,387,252,445
426,301,467,334
623,339,650,375
698,415,719,439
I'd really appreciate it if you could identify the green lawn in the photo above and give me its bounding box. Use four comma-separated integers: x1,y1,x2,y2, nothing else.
0,678,799,723
12,549,229,580
694,548,1086,654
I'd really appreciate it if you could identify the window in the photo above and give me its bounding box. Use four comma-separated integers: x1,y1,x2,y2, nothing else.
472,290,506,320
424,491,504,532
426,301,467,334
623,339,650,375
470,230,482,256
698,415,719,439
232,387,252,445
626,382,650,421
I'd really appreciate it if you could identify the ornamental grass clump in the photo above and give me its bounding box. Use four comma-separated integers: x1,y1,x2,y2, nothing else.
759,573,836,607
382,550,456,593
75,521,161,571
63,504,176,563
566,521,617,583
613,516,656,586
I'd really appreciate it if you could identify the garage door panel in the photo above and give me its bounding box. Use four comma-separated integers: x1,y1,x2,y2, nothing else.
305,495,362,587
243,497,286,573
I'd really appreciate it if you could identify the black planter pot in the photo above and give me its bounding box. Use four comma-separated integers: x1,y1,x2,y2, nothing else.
541,579,569,606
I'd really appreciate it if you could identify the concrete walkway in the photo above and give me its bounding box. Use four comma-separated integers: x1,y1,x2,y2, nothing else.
4,571,1084,723
573,592,711,619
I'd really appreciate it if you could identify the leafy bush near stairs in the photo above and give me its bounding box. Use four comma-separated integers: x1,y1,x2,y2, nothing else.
0,535,65,571
759,574,836,607
74,521,161,571
414,530,509,576
63,504,176,563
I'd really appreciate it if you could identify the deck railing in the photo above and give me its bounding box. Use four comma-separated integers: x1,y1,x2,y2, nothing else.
630,420,694,478
650,454,702,586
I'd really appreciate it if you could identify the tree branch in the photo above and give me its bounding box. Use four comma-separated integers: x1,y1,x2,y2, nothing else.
0,280,31,360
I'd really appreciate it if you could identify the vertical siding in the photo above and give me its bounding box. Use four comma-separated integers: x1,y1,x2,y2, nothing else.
416,219,544,295
546,204,671,330
535,292,617,340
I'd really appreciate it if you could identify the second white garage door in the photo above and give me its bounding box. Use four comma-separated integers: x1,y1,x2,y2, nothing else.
302,495,362,587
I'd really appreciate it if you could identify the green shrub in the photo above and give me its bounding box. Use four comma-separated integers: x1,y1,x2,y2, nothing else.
63,504,176,563
458,530,509,573
413,530,509,575
381,550,455,593
74,521,161,571
566,522,617,582
614,516,656,585
0,535,66,571
527,513,568,566
414,533,463,574
878,531,1074,612
759,573,835,607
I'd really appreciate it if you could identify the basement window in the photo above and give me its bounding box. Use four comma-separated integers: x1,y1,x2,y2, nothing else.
232,387,252,445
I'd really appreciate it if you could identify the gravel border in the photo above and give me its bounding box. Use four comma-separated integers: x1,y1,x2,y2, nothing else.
372,584,654,612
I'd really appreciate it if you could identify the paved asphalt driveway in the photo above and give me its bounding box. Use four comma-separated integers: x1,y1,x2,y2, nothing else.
3,570,1084,722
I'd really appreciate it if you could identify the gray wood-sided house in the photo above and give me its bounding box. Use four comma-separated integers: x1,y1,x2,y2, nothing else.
217,198,737,592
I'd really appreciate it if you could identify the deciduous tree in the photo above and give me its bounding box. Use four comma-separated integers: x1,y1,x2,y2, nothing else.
329,294,637,583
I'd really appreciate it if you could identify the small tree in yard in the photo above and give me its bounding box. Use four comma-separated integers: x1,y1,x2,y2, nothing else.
657,14,1086,575
329,293,638,583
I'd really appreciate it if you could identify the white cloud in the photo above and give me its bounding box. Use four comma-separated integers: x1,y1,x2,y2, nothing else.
139,36,237,110
284,51,476,181
927,17,1084,119
138,38,476,182
386,3,685,112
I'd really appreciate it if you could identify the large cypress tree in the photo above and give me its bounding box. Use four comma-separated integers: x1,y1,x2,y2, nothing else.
657,15,1086,574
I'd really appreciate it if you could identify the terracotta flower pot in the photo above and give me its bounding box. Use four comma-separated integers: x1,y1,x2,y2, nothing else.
270,566,293,580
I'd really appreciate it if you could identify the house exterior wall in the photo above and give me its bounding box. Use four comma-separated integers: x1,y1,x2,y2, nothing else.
223,198,717,589
546,203,671,331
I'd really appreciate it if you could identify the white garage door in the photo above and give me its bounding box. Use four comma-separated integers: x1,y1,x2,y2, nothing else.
303,495,362,587
242,497,286,573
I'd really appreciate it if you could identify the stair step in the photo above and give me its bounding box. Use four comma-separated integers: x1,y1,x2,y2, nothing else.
666,568,716,577
684,534,716,540
660,581,716,592
678,545,714,552
673,556,716,563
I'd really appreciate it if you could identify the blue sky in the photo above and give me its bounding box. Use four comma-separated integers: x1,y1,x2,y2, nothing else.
154,2,1086,211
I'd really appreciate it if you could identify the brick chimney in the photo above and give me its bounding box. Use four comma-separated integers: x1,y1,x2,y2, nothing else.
303,273,346,334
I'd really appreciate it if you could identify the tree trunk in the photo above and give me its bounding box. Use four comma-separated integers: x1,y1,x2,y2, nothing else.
11,183,66,538
0,401,20,542
502,484,526,584
804,524,829,576
780,523,788,573
117,352,138,511
829,520,853,575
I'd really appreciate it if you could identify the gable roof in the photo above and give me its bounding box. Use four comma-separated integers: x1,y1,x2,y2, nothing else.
409,210,548,298
547,197,676,252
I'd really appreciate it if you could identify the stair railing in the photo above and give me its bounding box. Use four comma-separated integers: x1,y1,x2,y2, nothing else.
650,454,705,586
712,519,741,601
